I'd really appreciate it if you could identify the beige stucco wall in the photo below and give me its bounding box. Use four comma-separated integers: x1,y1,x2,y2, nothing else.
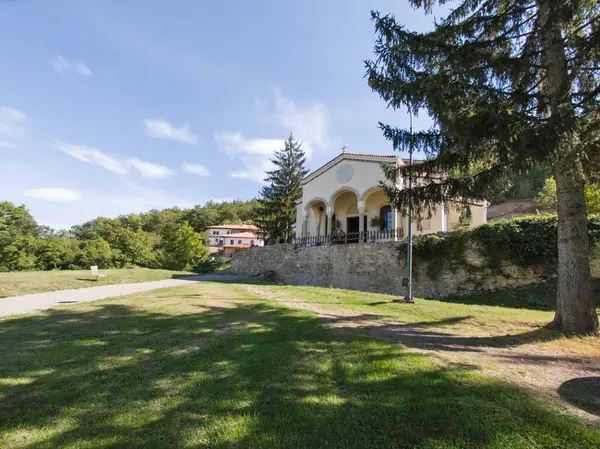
470,203,488,226
364,190,390,231
444,202,488,231
301,158,391,210
332,191,358,232
298,156,399,233
297,154,488,236
306,202,327,235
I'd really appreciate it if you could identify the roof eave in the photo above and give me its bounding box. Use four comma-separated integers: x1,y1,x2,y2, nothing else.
301,152,400,185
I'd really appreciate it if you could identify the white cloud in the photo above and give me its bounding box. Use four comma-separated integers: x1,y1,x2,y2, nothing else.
51,55,92,77
50,55,69,74
0,107,29,146
215,132,282,182
273,90,333,158
215,91,337,183
56,141,127,174
56,141,176,181
144,119,198,145
182,162,210,176
130,158,174,179
74,62,92,77
25,188,81,203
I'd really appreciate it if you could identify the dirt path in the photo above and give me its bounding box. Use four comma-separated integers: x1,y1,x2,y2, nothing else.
240,284,600,422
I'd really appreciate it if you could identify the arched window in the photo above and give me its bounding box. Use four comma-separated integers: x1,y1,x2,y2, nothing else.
380,205,392,230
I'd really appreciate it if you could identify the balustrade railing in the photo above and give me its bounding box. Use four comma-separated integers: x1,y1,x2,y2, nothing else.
292,228,404,248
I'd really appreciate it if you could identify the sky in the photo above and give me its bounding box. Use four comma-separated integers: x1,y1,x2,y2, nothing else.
0,0,440,230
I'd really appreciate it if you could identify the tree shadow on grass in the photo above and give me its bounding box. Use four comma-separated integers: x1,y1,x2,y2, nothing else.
214,278,569,350
435,279,600,312
171,274,246,281
0,301,598,448
558,377,600,417
217,275,600,313
366,301,388,306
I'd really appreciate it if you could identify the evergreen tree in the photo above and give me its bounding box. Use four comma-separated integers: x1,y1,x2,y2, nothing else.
366,1,599,334
256,134,308,243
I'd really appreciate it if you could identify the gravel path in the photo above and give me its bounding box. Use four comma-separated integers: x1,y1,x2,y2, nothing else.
0,275,243,318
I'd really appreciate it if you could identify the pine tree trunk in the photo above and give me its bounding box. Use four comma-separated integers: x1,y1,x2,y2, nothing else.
538,0,599,334
552,158,599,334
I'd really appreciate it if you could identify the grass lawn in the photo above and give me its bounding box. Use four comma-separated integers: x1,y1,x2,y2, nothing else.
1,282,599,448
0,268,194,298
235,280,600,355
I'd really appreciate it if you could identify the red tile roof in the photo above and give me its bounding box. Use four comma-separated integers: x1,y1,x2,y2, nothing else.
207,224,260,231
344,152,426,164
342,151,397,158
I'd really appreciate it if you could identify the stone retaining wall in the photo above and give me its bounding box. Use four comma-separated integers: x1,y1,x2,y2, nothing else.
228,241,551,298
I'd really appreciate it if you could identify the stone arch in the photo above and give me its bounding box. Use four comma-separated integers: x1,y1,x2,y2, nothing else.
361,185,384,202
304,197,329,212
329,187,360,207
362,186,390,214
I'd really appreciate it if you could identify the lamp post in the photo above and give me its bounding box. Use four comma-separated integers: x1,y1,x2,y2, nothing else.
395,108,415,304
403,109,415,303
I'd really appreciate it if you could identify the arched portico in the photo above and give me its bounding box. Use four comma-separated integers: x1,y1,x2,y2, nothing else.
295,150,484,243
303,185,403,239
303,198,329,236
330,189,362,240
363,187,398,232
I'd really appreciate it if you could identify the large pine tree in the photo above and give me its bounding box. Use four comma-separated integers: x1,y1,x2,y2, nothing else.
255,134,308,243
366,0,599,334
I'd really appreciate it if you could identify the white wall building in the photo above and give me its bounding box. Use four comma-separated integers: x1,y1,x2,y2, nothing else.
296,151,487,240
207,224,264,249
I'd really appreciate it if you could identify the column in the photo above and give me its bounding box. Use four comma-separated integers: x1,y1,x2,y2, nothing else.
326,207,333,238
440,201,447,232
304,215,310,238
358,201,365,241
392,208,398,240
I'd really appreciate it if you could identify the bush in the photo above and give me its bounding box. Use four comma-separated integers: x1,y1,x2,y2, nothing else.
471,215,560,267
400,214,600,279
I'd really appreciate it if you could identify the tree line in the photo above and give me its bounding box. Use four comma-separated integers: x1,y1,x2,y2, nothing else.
0,199,259,272
0,133,309,273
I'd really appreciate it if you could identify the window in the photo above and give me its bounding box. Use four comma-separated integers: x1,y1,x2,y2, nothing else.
250,240,254,245
219,239,224,246
238,240,242,244
379,205,392,230
230,240,234,245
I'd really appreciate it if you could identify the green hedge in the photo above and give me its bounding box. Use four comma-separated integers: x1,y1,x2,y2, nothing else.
399,214,600,278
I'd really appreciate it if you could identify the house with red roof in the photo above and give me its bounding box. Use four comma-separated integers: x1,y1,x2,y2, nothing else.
207,223,263,254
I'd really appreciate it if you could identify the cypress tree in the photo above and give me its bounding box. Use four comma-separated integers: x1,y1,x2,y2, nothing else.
366,0,599,334
256,134,308,243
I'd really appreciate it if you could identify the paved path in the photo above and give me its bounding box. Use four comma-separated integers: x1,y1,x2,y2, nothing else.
0,275,243,318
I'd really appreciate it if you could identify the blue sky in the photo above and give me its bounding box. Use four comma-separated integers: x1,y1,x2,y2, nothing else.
0,0,438,229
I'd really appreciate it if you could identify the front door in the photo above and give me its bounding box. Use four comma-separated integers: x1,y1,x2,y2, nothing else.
346,216,359,243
